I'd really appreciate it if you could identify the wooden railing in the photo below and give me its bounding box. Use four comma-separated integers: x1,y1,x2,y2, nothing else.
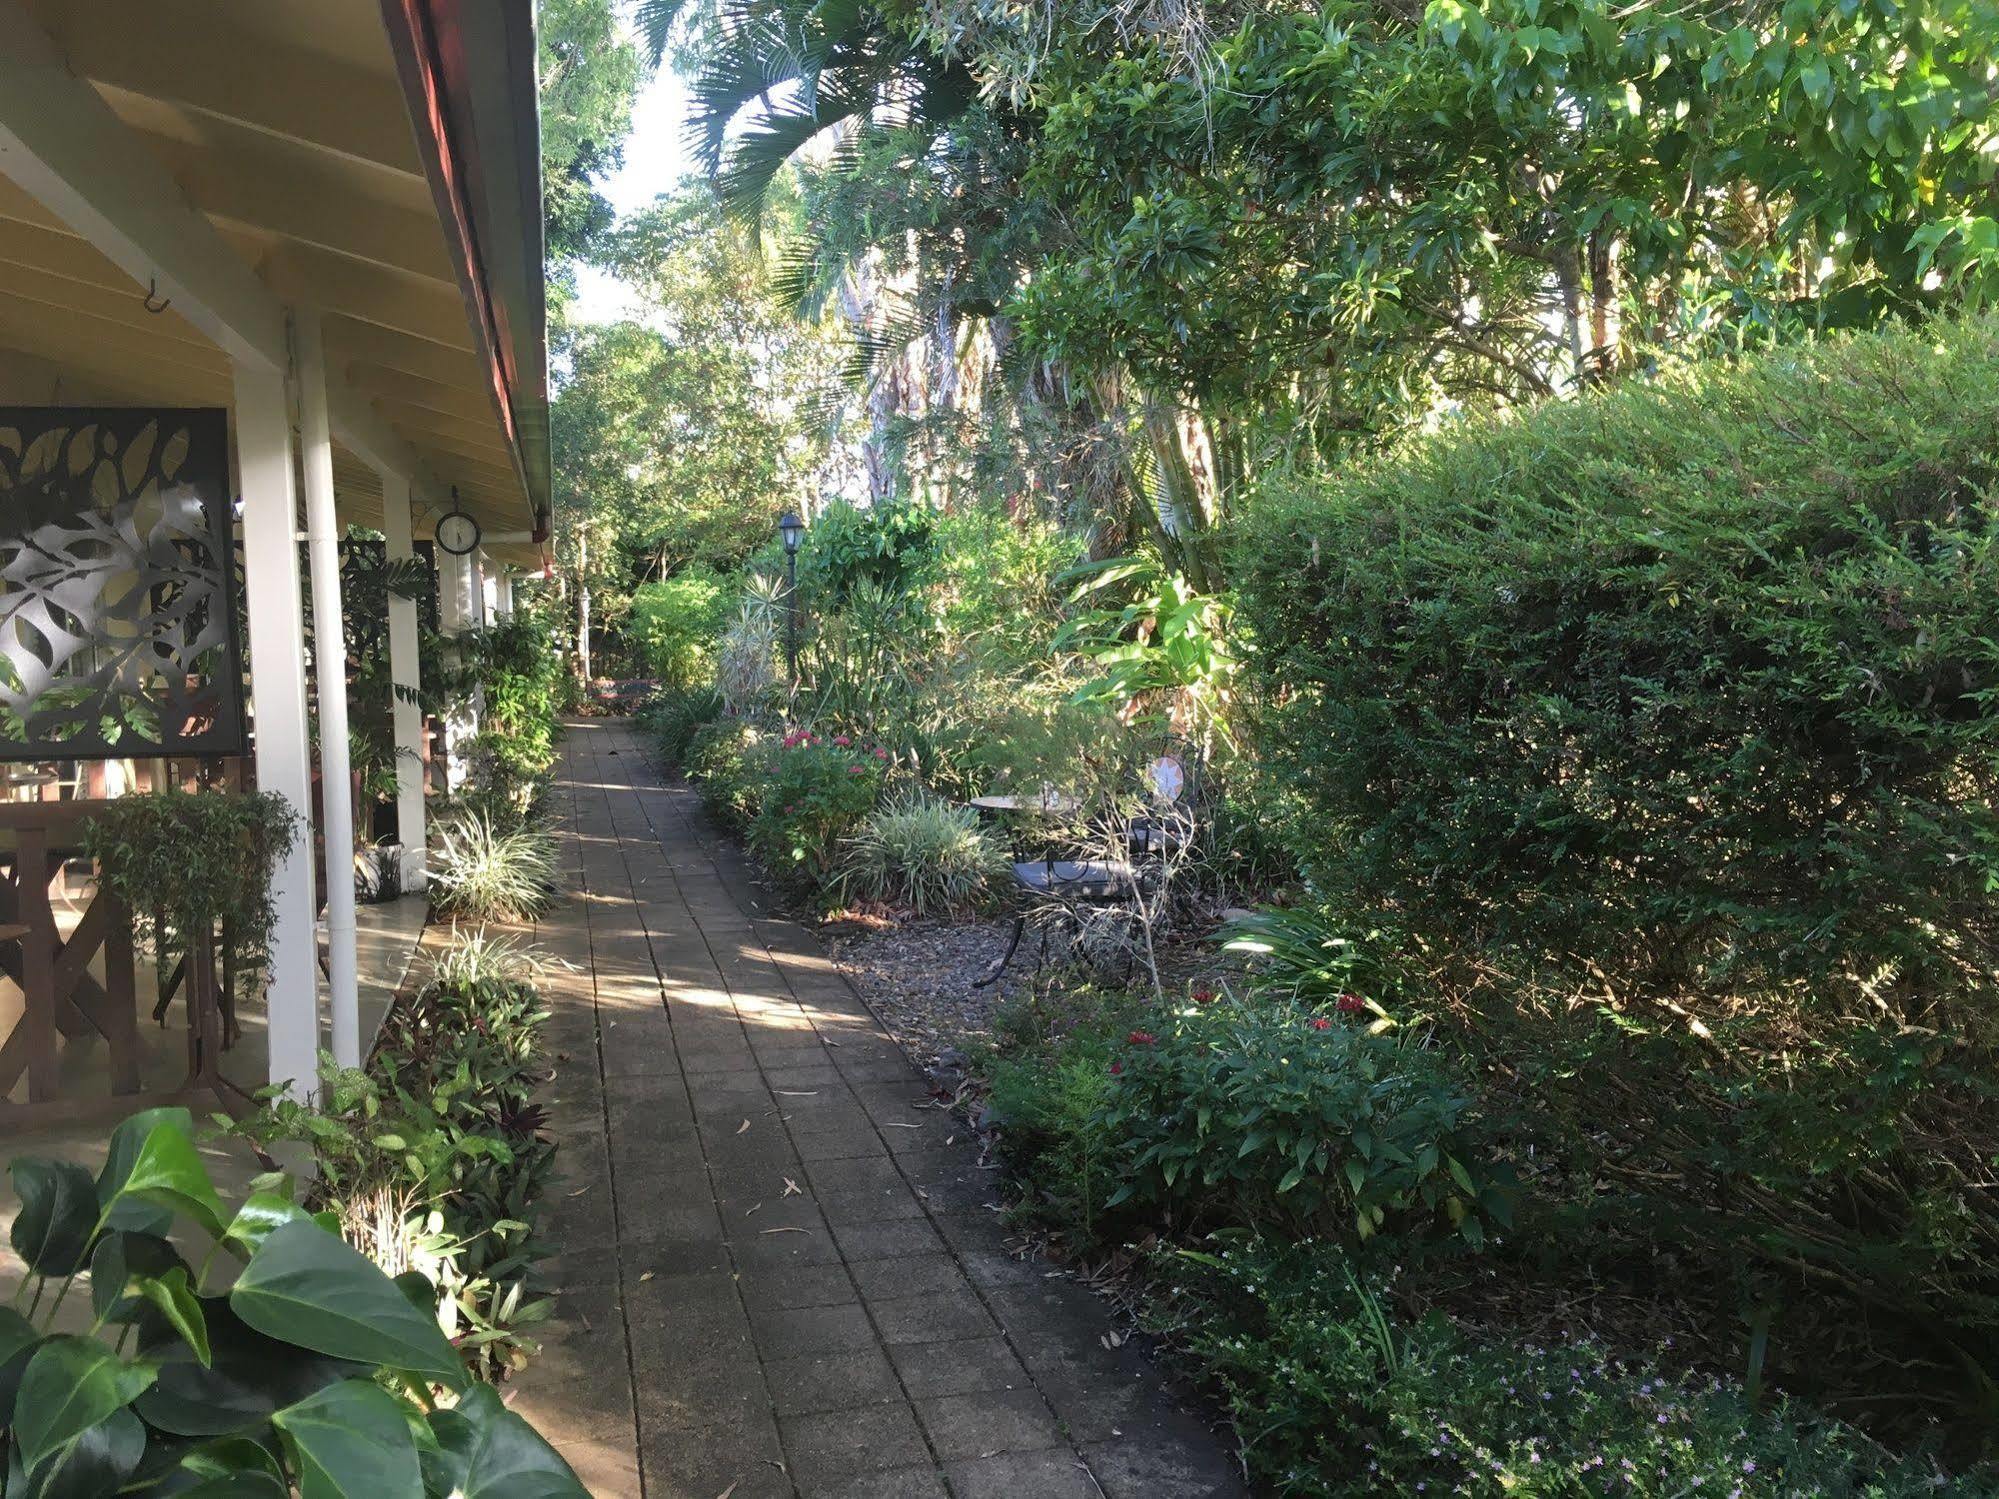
0,801,141,1120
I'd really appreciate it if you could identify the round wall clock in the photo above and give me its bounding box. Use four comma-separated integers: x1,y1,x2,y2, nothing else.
435,505,481,556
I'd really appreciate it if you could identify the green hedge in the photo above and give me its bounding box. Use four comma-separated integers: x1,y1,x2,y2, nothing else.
1232,317,1999,1432
1236,316,1999,1023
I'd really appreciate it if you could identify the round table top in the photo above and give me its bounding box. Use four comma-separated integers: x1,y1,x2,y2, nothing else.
968,790,1081,815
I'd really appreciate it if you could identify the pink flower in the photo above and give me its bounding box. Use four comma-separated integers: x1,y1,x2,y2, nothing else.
847,765,866,775
833,734,852,747
873,747,890,761
1109,1061,1123,1076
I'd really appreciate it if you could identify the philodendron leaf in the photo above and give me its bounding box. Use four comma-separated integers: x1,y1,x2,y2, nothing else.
11,1335,157,1471
7,1158,100,1275
172,1433,290,1496
223,1190,317,1260
230,1220,465,1390
271,1379,422,1499
425,1384,588,1499
133,1268,211,1367
97,1106,194,1234
0,1306,39,1426
115,1117,229,1239
16,1405,147,1499
138,1295,363,1438
88,1230,188,1325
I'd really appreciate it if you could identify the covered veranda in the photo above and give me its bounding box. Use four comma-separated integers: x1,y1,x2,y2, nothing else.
0,0,547,1141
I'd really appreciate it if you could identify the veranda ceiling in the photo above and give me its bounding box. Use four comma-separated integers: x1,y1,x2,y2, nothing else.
0,0,547,561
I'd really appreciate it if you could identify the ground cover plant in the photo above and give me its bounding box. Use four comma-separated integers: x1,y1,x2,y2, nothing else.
2,1108,584,1494
234,934,559,1383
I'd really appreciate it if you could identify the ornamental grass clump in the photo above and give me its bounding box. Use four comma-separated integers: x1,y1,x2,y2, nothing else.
840,795,1006,916
429,810,560,923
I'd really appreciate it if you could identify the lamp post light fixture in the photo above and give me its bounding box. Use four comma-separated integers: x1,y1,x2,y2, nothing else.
778,511,805,687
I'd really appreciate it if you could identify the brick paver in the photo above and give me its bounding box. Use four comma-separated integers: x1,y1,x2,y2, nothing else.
511,720,1245,1498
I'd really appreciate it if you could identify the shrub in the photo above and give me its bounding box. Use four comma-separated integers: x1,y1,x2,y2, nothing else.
982,988,1138,1240
629,568,729,687
641,684,724,768
841,795,1006,916
747,730,886,903
1159,1237,1980,1498
1098,996,1509,1246
83,789,299,1005
1232,318,1999,1426
2,1110,585,1494
430,811,561,922
1235,315,1999,1024
237,957,557,1382
684,718,771,827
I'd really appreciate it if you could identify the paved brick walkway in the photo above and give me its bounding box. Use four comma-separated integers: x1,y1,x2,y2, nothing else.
511,720,1245,1498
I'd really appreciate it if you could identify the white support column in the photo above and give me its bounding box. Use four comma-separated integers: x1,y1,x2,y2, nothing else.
469,548,489,629
293,309,360,1071
437,548,477,790
233,360,319,1102
380,470,427,891
493,569,515,619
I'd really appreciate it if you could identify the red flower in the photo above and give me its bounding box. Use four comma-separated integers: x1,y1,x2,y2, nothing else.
873,746,890,761
1191,986,1217,1005
1128,1030,1156,1046
833,734,852,747
1109,1061,1123,1076
1310,1016,1333,1031
1336,993,1367,1014
847,764,867,775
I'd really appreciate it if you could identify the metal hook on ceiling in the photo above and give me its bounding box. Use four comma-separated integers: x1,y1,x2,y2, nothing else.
143,277,171,315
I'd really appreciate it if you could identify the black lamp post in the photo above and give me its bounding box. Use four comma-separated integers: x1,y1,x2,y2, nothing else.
778,511,805,686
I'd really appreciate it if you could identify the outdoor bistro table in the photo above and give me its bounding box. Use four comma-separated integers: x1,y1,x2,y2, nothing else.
967,788,1081,816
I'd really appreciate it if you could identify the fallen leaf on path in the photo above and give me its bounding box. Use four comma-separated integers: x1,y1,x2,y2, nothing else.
759,1226,811,1236
745,1202,763,1216
883,1122,921,1130
568,1187,591,1197
736,1119,751,1134
774,1090,818,1096
782,1177,802,1197
716,1484,737,1499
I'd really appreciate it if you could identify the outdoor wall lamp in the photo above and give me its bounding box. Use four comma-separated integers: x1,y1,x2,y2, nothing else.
778,512,805,687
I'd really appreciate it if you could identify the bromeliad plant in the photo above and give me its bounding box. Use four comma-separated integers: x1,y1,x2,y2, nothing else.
2,1108,585,1496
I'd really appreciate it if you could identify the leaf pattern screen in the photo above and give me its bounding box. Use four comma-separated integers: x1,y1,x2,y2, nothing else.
0,408,246,760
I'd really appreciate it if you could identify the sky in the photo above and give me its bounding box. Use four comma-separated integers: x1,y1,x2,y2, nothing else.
569,56,691,326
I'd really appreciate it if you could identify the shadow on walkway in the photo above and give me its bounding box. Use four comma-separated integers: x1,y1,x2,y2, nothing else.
510,719,1245,1499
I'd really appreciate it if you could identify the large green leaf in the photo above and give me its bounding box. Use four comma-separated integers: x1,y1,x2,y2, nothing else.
137,1296,362,1439
7,1159,100,1276
113,1119,228,1239
11,1336,156,1470
13,1406,147,1499
230,1221,464,1390
221,1191,316,1261
169,1433,290,1496
88,1230,188,1325
424,1385,588,1499
97,1107,195,1217
132,1269,210,1368
271,1380,422,1499
0,1308,39,1427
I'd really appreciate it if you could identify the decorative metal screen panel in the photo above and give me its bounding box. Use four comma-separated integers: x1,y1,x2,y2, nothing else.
0,408,245,760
